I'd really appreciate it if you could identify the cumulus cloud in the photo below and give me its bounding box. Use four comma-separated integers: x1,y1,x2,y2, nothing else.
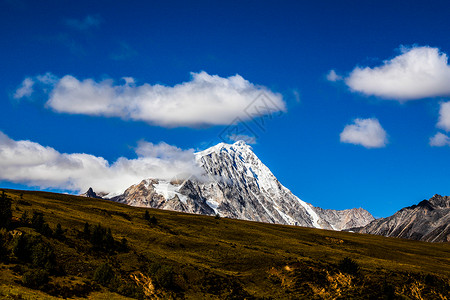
340,118,388,148
437,101,450,131
14,78,34,99
345,46,450,101
65,15,102,30
227,134,257,144
16,71,285,128
0,131,204,196
429,132,450,147
326,69,342,82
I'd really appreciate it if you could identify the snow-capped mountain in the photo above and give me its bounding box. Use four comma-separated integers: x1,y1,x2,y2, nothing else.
349,194,450,242
110,141,374,230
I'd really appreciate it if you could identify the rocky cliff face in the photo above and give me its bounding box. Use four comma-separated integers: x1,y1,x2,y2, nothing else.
110,141,374,230
315,207,376,231
349,195,450,242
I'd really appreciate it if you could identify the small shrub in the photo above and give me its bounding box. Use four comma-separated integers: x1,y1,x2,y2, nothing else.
269,274,282,284
19,211,30,224
117,281,145,299
31,212,45,230
0,228,8,260
338,257,360,276
383,282,395,300
21,269,49,289
17,199,32,206
149,216,157,225
150,263,174,289
93,263,115,285
13,234,56,271
30,240,56,270
119,237,129,252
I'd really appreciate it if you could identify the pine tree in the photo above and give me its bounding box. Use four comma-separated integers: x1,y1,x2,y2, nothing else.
104,228,115,250
93,263,114,285
83,222,90,238
0,191,12,228
54,223,64,240
119,238,128,252
90,224,105,249
31,212,45,231
31,212,52,236
144,210,150,221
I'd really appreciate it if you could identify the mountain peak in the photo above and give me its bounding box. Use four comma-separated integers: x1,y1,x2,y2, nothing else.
80,187,102,199
429,194,450,209
232,140,250,147
113,140,375,231
196,140,252,157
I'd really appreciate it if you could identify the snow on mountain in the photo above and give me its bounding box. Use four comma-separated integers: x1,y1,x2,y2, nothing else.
109,140,374,230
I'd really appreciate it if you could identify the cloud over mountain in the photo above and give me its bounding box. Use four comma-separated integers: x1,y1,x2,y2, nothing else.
345,46,450,101
340,118,387,148
15,71,285,128
0,131,203,195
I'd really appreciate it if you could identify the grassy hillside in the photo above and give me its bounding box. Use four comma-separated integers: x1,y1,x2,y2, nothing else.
0,189,449,299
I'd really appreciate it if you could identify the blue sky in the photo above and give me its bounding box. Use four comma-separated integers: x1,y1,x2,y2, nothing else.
2,0,450,217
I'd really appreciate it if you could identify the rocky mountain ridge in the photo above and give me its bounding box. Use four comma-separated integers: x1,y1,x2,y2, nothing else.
349,194,450,242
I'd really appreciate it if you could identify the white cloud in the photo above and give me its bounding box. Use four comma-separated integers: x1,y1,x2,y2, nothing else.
36,72,58,85
14,73,60,99
14,78,34,99
65,15,102,30
345,46,450,101
340,118,388,148
437,101,450,131
227,134,257,144
326,69,342,82
19,71,285,128
0,131,204,196
429,132,450,147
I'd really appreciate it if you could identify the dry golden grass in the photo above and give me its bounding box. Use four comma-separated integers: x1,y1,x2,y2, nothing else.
0,188,449,299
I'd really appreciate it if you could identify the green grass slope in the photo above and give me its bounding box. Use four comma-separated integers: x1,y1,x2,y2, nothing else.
0,189,449,299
